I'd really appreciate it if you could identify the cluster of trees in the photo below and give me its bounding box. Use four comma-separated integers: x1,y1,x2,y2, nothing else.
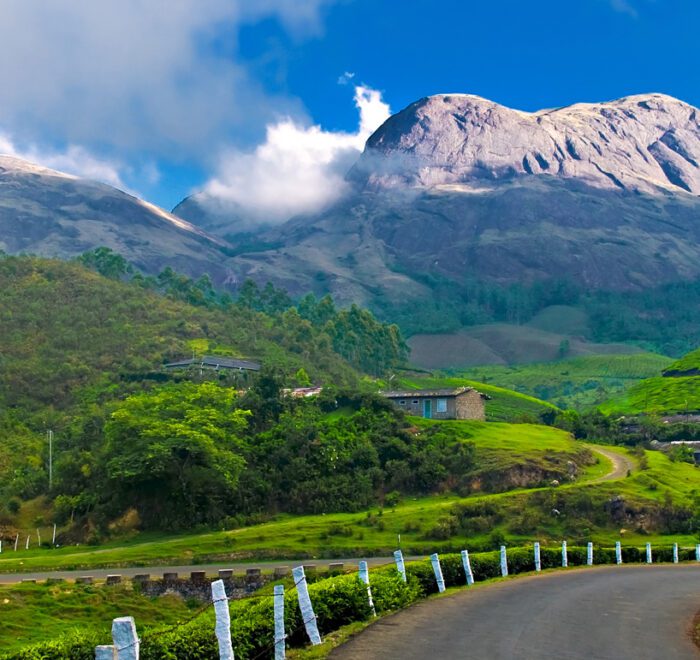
51,378,475,533
377,272,700,357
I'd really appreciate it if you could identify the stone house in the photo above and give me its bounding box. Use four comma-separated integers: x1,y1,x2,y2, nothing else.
381,387,488,421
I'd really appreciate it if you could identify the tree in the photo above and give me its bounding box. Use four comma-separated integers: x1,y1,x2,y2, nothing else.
103,382,250,528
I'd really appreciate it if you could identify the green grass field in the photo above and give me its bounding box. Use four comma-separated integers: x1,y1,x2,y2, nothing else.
600,375,700,415
455,353,672,410
663,347,700,376
1,420,695,575
0,582,197,653
396,376,559,421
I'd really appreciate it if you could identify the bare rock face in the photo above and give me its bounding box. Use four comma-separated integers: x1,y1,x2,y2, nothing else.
352,93,700,195
225,93,700,305
0,155,233,283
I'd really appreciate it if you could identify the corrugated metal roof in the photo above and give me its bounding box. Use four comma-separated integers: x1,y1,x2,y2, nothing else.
164,356,261,371
382,387,476,398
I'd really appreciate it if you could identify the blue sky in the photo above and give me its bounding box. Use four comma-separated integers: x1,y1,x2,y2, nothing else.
0,0,698,215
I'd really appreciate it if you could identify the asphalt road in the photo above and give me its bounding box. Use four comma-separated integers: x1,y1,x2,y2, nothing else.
331,565,700,660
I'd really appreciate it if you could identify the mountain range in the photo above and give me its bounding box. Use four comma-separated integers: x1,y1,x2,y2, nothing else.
1,92,700,344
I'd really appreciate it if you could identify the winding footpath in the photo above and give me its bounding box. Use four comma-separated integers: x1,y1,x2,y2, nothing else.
331,565,700,660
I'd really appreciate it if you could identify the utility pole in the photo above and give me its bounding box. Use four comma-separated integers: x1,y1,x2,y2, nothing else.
47,429,54,490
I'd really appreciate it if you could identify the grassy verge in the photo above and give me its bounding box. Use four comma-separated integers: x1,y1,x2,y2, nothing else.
0,582,197,653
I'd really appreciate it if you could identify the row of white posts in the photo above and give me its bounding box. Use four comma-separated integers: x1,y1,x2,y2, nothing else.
0,525,58,552
95,543,700,658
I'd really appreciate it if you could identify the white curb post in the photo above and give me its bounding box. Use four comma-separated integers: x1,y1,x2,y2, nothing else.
500,546,508,577
211,579,234,660
430,553,446,593
95,646,115,659
25,535,29,550
14,533,18,551
673,543,679,564
461,550,474,585
615,542,622,565
0,540,2,553
534,542,541,572
394,550,407,582
292,566,321,646
274,585,285,660
696,544,700,562
561,541,568,568
587,542,593,566
646,542,652,564
112,616,139,660
52,523,57,546
358,561,376,616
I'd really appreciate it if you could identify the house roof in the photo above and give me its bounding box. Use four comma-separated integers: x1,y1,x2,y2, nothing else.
164,356,261,371
381,387,488,399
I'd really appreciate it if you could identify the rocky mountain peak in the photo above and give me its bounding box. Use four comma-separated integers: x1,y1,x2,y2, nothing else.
352,93,700,195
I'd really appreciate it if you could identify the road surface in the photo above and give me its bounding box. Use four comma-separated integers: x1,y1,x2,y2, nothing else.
589,445,635,482
331,565,700,660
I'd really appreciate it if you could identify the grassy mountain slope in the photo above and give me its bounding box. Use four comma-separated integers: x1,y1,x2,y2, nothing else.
406,322,642,370
459,353,672,410
599,346,700,415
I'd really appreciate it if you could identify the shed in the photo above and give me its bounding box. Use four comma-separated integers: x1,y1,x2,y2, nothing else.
164,356,261,372
381,387,488,421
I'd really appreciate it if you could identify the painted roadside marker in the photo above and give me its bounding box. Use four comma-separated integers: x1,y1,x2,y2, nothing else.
358,561,376,616
587,542,593,566
394,550,407,582
696,544,700,562
211,580,234,660
500,546,508,577
534,542,541,573
292,566,321,646
461,550,474,585
112,616,139,660
646,542,652,564
274,585,286,660
673,543,679,564
615,541,622,565
561,541,568,568
430,553,446,593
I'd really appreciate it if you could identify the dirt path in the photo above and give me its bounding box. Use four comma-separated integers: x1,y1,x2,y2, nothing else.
588,445,635,482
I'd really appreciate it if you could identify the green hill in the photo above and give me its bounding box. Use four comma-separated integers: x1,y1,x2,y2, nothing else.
663,348,700,376
459,353,672,410
599,346,700,415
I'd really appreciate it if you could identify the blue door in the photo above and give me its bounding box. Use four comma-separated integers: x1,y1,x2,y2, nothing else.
423,399,432,419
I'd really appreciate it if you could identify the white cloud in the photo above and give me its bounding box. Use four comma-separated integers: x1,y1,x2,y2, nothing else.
201,85,391,224
0,1,333,161
0,132,128,190
609,0,639,17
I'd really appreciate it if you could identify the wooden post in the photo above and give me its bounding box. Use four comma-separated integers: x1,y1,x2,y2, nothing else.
274,584,285,660
211,579,234,660
112,616,139,659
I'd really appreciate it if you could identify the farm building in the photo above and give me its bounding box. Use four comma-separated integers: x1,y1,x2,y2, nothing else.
381,387,488,420
164,356,261,373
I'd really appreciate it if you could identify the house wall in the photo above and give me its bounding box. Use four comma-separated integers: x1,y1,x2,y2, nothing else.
391,396,464,419
455,390,486,421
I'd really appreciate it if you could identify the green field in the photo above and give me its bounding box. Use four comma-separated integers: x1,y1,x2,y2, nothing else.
396,376,559,421
600,376,700,415
664,347,700,376
0,582,196,653
456,353,672,410
1,421,696,575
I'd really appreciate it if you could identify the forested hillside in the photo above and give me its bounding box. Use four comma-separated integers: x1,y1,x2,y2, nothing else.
0,252,408,524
